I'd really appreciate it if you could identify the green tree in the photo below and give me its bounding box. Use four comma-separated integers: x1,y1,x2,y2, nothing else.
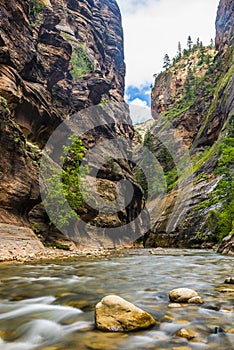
187,35,193,50
163,54,170,70
43,135,88,229
135,133,166,200
184,67,195,99
177,41,182,58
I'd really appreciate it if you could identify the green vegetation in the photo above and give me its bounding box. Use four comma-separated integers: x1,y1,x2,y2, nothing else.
210,116,234,241
99,99,110,107
162,99,194,121
28,0,45,26
159,40,217,124
163,54,170,70
0,97,10,130
33,222,40,234
192,117,234,242
150,35,233,245
43,135,88,229
162,35,215,71
43,241,71,250
134,131,177,199
71,46,94,81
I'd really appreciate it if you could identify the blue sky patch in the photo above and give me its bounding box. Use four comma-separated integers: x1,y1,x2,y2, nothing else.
125,84,151,107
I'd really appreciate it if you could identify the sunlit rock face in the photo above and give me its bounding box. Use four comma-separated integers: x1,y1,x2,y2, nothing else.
215,0,234,52
144,0,234,251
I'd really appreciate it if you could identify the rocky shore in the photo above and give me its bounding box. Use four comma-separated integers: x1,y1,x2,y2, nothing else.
0,222,233,263
0,223,116,263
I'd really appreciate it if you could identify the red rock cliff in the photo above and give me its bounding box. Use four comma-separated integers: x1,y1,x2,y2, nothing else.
144,0,233,252
0,0,146,247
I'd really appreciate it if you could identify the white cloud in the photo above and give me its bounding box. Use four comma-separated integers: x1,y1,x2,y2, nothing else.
129,98,149,108
117,0,159,14
117,0,220,86
129,99,152,124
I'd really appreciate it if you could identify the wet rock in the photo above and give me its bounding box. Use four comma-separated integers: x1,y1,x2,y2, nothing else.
205,304,221,311
95,295,156,332
214,326,225,334
224,277,234,284
169,288,203,303
217,234,234,255
219,288,234,293
168,303,183,308
188,296,204,304
176,328,197,340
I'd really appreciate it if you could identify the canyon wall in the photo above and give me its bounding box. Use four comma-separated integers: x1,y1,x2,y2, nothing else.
144,0,233,253
0,0,145,251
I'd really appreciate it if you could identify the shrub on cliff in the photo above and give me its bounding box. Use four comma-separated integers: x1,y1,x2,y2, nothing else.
43,135,88,229
71,46,94,81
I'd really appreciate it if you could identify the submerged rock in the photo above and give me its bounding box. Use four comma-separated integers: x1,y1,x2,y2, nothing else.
176,328,197,340
169,288,203,304
95,295,156,332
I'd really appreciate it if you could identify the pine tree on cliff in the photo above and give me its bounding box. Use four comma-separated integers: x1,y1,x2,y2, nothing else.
163,54,170,70
187,35,193,50
178,41,182,57
184,67,195,99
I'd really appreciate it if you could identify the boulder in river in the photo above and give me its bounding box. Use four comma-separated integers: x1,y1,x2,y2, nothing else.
188,296,204,304
176,328,197,340
169,288,204,304
95,295,156,332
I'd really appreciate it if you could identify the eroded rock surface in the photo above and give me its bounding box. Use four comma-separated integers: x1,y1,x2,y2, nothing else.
0,0,146,253
145,0,234,252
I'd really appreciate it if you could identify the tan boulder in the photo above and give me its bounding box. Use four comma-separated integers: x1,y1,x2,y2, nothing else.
169,288,201,303
95,295,156,332
188,296,204,304
176,328,197,340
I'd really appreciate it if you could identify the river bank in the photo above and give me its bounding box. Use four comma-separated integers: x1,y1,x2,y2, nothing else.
0,223,118,264
0,223,233,264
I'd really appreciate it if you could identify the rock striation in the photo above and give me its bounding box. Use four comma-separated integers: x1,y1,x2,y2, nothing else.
144,0,234,252
215,0,234,52
0,0,145,254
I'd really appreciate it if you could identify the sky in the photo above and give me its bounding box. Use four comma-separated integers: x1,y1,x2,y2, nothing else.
116,0,220,122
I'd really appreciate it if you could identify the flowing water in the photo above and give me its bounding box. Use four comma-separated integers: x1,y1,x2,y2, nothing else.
0,249,233,350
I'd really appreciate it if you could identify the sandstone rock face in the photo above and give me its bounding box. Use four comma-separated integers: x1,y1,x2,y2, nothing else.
95,295,156,332
0,99,40,225
217,235,234,255
145,0,234,251
0,0,146,250
0,223,45,261
215,0,234,51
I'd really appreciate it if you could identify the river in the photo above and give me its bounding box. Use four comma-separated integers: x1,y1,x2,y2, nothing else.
0,249,233,349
